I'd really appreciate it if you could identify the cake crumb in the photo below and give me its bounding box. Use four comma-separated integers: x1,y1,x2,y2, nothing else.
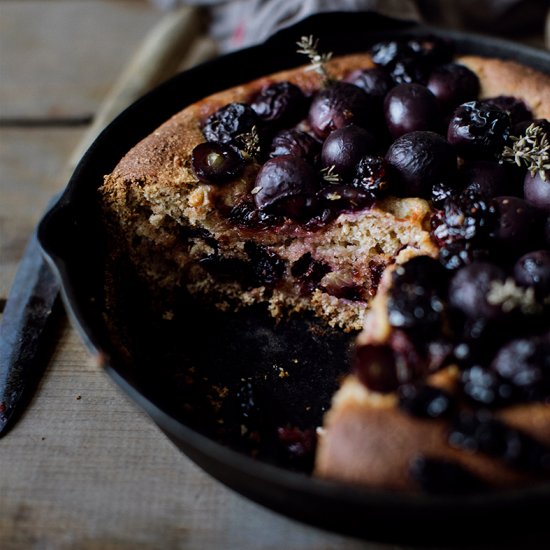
162,310,174,320
278,368,290,379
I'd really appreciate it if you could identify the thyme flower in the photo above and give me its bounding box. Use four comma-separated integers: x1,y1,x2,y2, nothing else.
501,122,550,180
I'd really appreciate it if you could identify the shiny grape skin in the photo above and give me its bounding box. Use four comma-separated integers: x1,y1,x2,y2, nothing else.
269,129,320,163
345,67,395,102
191,142,244,183
460,160,524,199
385,130,457,197
253,155,318,221
250,81,307,126
447,101,511,159
490,196,545,256
524,170,550,212
427,63,480,111
308,81,376,138
384,83,440,138
320,125,378,179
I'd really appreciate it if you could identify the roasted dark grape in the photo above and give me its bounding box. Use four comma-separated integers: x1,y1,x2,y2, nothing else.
447,101,511,158
203,102,259,144
353,155,392,196
481,96,532,126
244,242,286,287
427,63,480,111
251,81,306,126
449,411,550,471
370,37,453,86
490,196,544,256
514,250,550,299
384,83,440,138
320,125,378,178
269,129,320,163
191,142,244,183
448,261,507,321
432,191,496,258
308,81,375,138
460,159,523,198
387,256,448,338
253,155,318,221
317,184,373,213
431,182,460,207
345,67,395,101
353,344,400,393
461,366,514,407
409,455,486,494
370,40,413,67
385,131,457,197
398,384,454,419
524,170,550,212
491,336,550,402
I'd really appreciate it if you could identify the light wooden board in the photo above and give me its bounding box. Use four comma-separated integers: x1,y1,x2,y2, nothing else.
0,127,85,298
0,1,161,121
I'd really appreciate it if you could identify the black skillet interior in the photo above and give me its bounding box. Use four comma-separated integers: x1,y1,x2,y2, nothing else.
38,11,550,546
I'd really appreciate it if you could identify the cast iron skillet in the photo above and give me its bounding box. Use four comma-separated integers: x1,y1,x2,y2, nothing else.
38,12,550,546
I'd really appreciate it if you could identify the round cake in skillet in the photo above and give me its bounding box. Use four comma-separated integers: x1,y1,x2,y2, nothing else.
99,35,550,493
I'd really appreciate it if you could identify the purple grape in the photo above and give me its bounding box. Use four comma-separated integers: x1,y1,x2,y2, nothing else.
191,142,244,183
524,170,550,212
317,184,374,214
385,131,457,197
269,129,320,163
384,83,440,138
481,96,532,126
203,102,259,144
345,67,395,100
427,63,480,111
447,101,511,158
460,159,524,198
253,155,318,221
398,384,454,419
448,262,507,321
320,125,378,178
490,196,544,255
353,155,392,196
514,250,550,298
308,81,375,138
491,336,550,402
353,344,400,393
250,81,306,126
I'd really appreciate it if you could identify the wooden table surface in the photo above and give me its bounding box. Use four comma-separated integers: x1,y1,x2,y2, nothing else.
0,2,548,549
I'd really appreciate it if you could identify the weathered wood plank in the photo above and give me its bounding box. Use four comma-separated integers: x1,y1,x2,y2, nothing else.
0,127,86,298
0,1,161,120
0,324,375,550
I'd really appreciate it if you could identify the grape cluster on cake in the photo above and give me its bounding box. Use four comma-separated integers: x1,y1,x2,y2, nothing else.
100,35,550,492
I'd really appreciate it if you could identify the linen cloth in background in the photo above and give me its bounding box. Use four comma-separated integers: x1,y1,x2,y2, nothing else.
149,0,550,52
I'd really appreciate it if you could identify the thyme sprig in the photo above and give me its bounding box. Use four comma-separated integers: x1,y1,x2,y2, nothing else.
321,165,342,184
296,35,334,86
237,125,262,160
501,122,550,180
